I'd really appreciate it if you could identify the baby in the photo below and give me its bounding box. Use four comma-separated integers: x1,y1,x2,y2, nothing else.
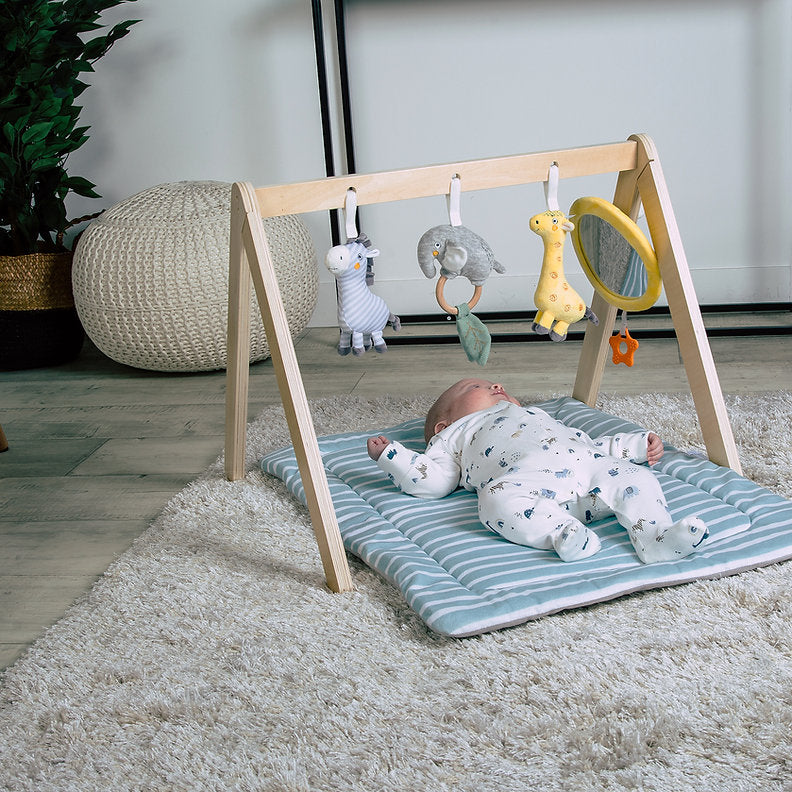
367,378,709,563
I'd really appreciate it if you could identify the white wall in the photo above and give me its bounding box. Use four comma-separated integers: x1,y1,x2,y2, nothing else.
68,0,792,326
66,0,334,286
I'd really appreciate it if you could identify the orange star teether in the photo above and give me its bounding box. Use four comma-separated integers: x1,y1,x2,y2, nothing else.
609,328,639,366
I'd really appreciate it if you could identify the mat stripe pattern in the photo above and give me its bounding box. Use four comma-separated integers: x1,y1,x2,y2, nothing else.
261,398,792,637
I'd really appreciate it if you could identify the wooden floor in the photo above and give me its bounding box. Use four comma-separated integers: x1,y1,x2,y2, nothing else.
2,315,791,669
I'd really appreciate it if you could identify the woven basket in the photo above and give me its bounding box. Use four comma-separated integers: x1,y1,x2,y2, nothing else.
72,181,318,372
0,252,84,370
0,251,75,311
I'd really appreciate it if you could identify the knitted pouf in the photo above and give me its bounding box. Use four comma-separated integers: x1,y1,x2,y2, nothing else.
72,181,318,372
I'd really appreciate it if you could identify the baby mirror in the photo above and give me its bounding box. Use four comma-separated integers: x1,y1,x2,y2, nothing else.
569,196,662,312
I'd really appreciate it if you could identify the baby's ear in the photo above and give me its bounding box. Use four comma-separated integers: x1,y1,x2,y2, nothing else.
433,420,450,436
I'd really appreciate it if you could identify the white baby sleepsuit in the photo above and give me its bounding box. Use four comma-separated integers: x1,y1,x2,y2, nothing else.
375,401,708,563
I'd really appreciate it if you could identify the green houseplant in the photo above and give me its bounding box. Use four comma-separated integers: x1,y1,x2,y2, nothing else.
0,0,139,369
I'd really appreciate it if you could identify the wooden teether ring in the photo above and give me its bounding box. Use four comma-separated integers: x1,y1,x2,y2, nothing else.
435,276,482,316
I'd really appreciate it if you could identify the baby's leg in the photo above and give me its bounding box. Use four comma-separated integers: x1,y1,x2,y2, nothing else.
588,459,709,563
478,482,601,562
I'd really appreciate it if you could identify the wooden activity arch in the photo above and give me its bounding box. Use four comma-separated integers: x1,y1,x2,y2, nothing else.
225,133,741,593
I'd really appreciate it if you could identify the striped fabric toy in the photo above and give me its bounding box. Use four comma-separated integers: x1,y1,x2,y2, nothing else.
325,234,400,356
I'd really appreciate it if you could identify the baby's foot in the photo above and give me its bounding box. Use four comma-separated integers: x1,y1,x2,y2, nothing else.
633,517,709,563
553,522,602,562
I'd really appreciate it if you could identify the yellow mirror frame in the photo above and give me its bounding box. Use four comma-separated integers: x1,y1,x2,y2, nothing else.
569,196,662,312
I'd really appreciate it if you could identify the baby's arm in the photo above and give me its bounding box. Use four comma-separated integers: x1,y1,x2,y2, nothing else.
367,436,462,498
591,429,663,465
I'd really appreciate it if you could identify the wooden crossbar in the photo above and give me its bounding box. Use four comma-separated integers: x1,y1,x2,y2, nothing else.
252,140,639,218
225,133,741,593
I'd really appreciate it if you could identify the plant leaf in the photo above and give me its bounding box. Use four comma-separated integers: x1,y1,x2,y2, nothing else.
0,0,139,254
21,121,54,144
65,175,99,198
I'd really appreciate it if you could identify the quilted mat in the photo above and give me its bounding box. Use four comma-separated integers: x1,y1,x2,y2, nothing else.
260,397,792,637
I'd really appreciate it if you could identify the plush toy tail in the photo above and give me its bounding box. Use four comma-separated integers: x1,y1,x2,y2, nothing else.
584,306,599,325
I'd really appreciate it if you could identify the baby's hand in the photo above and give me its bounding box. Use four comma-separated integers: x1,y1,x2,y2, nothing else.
367,435,390,461
647,432,664,466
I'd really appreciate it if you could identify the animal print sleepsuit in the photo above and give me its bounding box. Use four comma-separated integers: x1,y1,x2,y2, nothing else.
375,401,708,563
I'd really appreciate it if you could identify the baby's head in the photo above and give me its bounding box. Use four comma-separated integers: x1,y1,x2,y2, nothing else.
424,378,520,442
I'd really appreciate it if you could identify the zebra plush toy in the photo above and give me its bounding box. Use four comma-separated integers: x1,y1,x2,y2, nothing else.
325,234,401,356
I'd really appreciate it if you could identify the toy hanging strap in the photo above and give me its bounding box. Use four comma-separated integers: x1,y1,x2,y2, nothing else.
344,188,358,240
344,187,376,285
544,162,560,211
446,174,462,227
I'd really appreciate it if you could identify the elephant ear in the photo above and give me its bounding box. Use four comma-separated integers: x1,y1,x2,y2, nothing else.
455,303,491,366
442,244,468,275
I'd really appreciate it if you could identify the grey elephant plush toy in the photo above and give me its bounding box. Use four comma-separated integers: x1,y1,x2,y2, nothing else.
417,224,505,285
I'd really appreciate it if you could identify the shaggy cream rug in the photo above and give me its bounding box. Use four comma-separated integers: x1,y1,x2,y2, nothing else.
1,391,791,792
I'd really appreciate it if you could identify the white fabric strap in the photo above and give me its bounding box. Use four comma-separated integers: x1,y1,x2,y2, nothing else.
344,188,358,240
447,174,462,227
544,162,560,211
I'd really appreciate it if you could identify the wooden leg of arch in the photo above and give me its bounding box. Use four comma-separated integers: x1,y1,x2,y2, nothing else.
225,182,353,593
225,187,253,483
573,292,618,406
574,136,741,474
631,136,741,474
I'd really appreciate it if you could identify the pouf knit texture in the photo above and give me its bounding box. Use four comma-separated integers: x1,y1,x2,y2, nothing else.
72,181,318,371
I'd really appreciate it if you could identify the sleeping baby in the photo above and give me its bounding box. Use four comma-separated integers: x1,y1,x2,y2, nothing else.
367,378,709,563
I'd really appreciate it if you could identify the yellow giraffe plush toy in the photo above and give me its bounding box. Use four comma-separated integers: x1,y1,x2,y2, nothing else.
530,210,598,341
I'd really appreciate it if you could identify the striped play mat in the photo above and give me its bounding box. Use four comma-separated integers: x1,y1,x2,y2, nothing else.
260,397,792,637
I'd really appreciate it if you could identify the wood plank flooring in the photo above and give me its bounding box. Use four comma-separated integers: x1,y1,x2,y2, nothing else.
1,318,791,669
